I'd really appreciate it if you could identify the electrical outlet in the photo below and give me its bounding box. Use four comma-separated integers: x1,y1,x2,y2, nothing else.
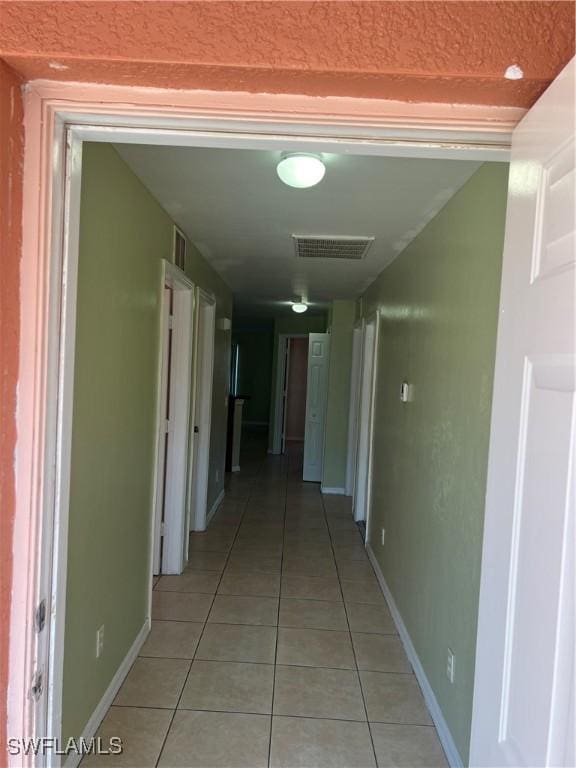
96,625,105,658
381,528,386,546
400,382,413,403
446,648,455,683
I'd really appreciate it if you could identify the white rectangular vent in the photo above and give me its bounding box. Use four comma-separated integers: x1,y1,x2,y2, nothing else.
293,235,374,260
173,227,186,271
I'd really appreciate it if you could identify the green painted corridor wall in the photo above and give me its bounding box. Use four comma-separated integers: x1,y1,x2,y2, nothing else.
361,163,508,762
63,143,231,741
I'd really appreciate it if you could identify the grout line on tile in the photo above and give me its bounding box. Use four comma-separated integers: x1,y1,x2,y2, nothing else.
320,487,380,768
155,474,255,767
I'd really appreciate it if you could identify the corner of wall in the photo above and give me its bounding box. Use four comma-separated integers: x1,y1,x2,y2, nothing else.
0,59,24,759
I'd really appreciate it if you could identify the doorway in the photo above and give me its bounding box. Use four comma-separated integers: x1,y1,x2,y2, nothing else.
353,314,379,532
189,289,216,532
283,336,309,451
272,333,308,455
152,261,195,576
13,80,525,768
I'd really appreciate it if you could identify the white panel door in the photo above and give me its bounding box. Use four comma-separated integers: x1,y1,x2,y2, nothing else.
470,58,575,767
303,333,330,482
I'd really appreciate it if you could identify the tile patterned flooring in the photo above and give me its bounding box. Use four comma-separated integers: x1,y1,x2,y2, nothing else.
84,441,448,767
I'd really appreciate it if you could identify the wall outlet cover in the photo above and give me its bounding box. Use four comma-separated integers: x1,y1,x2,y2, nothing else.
96,625,105,658
446,648,455,683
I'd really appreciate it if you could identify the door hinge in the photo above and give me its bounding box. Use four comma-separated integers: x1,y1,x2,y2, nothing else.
194,425,199,434
160,522,166,535
168,314,174,329
165,419,170,434
30,670,43,701
35,599,46,633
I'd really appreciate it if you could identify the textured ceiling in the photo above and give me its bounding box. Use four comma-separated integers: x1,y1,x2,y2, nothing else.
115,143,481,314
0,1,574,107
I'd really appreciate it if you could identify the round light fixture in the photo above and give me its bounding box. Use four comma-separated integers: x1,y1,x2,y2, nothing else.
291,302,308,314
277,153,325,189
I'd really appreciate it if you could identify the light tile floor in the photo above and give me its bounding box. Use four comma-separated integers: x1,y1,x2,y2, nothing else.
84,439,448,767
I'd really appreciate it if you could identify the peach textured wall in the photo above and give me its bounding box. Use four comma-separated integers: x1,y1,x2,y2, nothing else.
0,1,574,107
0,60,23,758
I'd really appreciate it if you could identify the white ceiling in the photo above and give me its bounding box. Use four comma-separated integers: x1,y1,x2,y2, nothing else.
115,144,481,316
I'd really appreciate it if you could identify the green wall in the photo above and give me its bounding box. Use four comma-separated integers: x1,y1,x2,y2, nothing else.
361,163,508,762
232,318,274,426
63,143,231,741
268,313,328,451
322,300,356,490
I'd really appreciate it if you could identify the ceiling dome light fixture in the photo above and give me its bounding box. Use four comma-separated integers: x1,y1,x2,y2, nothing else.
291,302,308,314
277,153,326,189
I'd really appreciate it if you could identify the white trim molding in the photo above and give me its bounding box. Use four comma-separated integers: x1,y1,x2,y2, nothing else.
26,80,521,161
189,287,216,533
366,544,464,768
321,486,347,495
205,489,225,527
64,620,150,768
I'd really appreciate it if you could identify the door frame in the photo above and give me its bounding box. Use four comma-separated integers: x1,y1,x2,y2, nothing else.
345,321,364,496
271,333,308,455
152,261,195,577
189,288,216,532
10,80,515,763
352,312,380,536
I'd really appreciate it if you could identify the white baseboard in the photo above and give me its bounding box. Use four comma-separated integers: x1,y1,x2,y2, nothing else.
321,486,347,495
65,618,150,768
206,489,225,526
366,544,464,768
231,465,240,473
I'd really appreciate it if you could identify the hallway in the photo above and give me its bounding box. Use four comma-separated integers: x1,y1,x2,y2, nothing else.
87,440,447,767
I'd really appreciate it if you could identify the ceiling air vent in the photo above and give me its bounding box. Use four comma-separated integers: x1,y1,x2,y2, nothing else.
293,235,374,260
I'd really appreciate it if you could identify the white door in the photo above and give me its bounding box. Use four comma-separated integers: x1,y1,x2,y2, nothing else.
303,333,330,482
470,59,575,767
153,264,194,575
353,317,378,526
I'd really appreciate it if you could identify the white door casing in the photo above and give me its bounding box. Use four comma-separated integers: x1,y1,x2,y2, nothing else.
152,286,172,575
281,339,291,454
189,289,216,532
353,315,379,531
470,58,575,767
346,324,363,496
303,333,330,482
